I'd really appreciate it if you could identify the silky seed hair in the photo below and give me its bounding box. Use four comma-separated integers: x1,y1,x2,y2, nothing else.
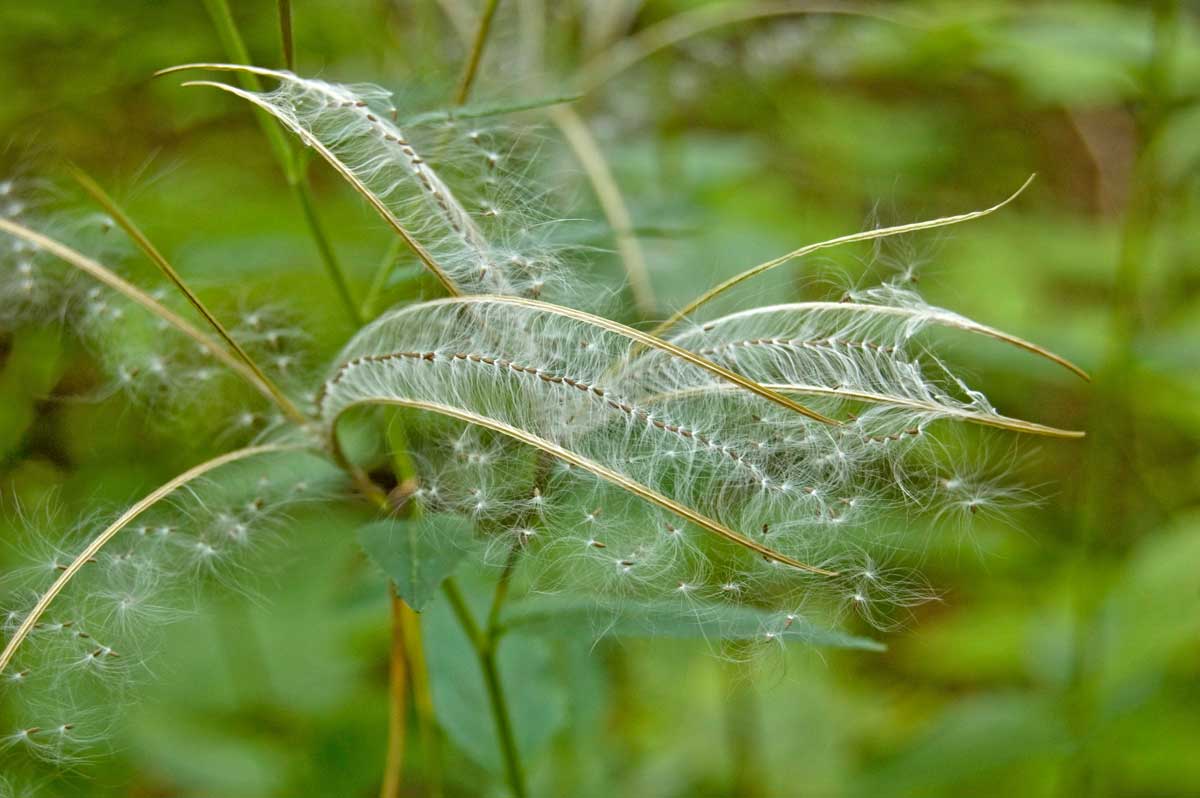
177,66,580,304
0,55,1087,780
317,293,1049,619
0,452,342,770
0,177,316,432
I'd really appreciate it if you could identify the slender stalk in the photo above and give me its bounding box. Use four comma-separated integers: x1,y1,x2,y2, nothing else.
550,106,656,318
0,217,296,417
293,178,363,325
0,443,299,674
486,543,523,635
648,176,1037,340
331,396,835,574
169,72,462,298
371,417,445,798
277,0,295,70
361,237,406,320
454,0,502,106
69,167,310,426
442,578,528,798
201,0,296,176
400,601,444,798
380,586,410,798
202,0,363,326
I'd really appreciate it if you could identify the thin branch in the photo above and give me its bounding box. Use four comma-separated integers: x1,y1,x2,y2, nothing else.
201,0,296,177
0,217,296,414
373,294,840,424
199,0,363,325
277,0,295,71
400,602,443,798
550,106,656,318
0,443,300,674
380,586,410,798
674,296,1090,381
454,0,502,106
442,578,528,798
330,397,837,575
650,175,1038,341
69,167,310,426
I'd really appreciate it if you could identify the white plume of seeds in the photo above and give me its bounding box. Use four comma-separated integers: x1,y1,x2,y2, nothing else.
169,64,570,302
0,183,314,426
0,58,1090,779
0,450,337,769
316,291,1074,615
657,282,1087,439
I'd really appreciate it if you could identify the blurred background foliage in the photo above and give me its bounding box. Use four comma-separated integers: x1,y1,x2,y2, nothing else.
1,0,1198,796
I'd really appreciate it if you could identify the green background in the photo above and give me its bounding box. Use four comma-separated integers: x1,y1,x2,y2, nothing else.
1,1,1198,796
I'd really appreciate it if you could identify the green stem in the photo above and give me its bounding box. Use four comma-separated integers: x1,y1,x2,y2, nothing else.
361,237,406,320
202,0,362,327
442,578,528,798
400,601,444,798
292,179,363,326
277,0,295,70
380,585,409,798
454,0,502,106
70,167,310,427
383,417,447,795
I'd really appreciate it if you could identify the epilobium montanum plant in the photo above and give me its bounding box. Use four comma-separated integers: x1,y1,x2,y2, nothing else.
0,17,1087,798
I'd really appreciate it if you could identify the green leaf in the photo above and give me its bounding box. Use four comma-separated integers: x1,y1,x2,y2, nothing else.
855,693,1070,796
422,590,567,774
403,93,581,126
500,596,884,651
1098,513,1200,698
357,514,475,611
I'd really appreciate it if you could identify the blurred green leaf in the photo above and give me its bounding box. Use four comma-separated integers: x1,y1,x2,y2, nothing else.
357,513,474,611
501,595,884,650
855,693,1069,797
0,328,64,459
1097,512,1200,701
422,591,568,775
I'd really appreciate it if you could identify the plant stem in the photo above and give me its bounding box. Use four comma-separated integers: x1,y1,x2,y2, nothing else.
202,0,363,327
292,178,363,325
361,237,406,320
549,105,656,318
374,419,422,797
722,660,765,798
277,0,295,70
454,0,501,106
70,167,310,427
401,601,444,798
380,585,410,798
442,578,528,798
486,543,522,634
